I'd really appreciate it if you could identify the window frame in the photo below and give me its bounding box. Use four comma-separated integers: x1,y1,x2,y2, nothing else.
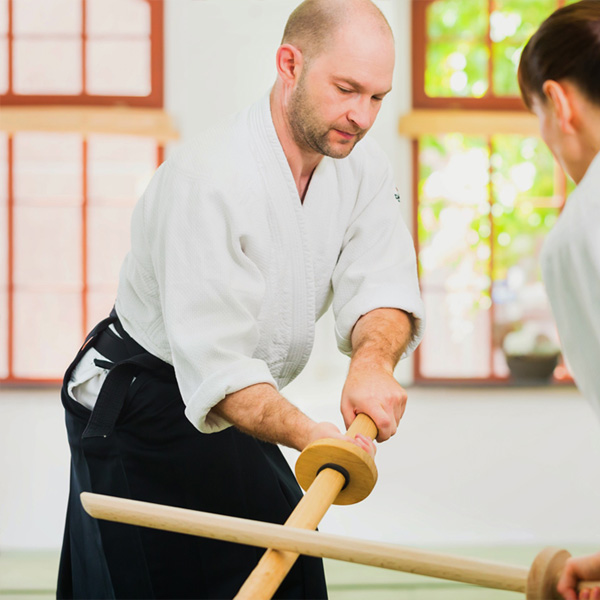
1,0,164,108
409,0,570,384
411,0,564,111
1,0,170,385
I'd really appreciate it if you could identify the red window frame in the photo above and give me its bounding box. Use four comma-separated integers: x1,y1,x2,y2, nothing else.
410,0,571,384
411,0,570,111
1,0,164,107
1,0,165,384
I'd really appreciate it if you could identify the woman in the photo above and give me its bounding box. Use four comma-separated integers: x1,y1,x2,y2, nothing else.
518,2,600,599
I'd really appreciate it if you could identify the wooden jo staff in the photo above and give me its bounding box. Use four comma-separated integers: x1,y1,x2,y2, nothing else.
236,412,379,598
81,412,600,599
81,491,600,599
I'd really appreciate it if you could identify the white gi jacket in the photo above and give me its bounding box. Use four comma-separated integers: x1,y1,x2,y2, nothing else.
541,151,600,420
74,93,425,433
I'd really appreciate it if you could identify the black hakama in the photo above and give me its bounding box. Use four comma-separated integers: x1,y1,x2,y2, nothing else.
57,314,327,599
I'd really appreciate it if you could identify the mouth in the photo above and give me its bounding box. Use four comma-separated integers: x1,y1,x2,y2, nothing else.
333,129,358,140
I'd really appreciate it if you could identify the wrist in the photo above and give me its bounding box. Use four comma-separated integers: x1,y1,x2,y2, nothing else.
349,353,394,376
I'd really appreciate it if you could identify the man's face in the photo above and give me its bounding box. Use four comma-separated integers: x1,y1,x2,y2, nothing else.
287,23,395,159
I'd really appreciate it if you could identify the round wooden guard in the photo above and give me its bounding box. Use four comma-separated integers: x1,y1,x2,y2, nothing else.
295,438,378,506
526,546,571,600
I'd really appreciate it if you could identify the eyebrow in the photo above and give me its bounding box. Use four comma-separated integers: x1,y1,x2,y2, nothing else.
335,77,392,97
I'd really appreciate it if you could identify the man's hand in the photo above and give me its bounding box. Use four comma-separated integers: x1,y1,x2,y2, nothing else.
557,553,600,600
306,420,376,456
342,308,413,443
341,362,407,443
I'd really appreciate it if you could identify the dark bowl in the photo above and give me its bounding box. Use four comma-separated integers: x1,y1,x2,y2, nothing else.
505,353,560,381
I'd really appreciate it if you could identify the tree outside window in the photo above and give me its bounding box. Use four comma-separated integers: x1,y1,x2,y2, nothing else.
412,0,576,382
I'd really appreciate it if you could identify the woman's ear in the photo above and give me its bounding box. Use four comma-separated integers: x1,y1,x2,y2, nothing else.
275,44,304,87
542,80,576,134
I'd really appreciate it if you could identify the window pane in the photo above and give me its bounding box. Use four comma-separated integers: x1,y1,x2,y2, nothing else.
88,135,156,204
14,133,82,205
0,37,7,94
87,291,115,331
420,290,492,378
0,133,7,378
0,131,6,204
87,204,131,294
13,290,81,378
427,0,488,39
0,281,7,378
425,0,489,98
0,132,8,284
14,39,82,95
418,134,492,378
0,0,6,95
86,0,151,36
426,41,489,98
492,41,523,97
86,135,156,331
86,39,150,96
424,0,564,100
13,0,81,35
490,135,560,372
491,0,556,97
14,205,82,287
493,0,556,39
0,0,7,34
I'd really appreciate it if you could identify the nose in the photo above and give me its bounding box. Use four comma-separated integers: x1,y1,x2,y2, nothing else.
347,96,376,131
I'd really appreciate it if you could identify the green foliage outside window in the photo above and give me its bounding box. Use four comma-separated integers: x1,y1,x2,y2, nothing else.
416,0,581,379
425,0,579,98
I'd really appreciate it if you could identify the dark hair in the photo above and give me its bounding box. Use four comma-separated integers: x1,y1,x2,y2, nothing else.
518,0,600,109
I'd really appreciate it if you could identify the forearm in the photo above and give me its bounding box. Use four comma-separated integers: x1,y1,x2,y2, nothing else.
350,308,414,371
210,383,320,451
341,308,413,441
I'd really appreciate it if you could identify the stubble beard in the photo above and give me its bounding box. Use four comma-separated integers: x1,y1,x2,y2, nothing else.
287,75,365,159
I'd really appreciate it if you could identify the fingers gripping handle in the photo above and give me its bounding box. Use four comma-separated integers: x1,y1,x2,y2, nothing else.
295,413,379,507
346,412,378,441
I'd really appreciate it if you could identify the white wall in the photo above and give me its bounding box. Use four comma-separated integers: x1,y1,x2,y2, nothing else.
3,385,600,550
3,0,600,555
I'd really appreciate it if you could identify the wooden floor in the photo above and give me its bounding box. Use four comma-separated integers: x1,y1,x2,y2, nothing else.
2,545,598,599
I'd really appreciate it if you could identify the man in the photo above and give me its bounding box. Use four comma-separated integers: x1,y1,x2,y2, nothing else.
58,0,424,598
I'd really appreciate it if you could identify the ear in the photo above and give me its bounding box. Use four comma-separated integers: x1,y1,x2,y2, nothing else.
275,43,304,86
542,80,576,135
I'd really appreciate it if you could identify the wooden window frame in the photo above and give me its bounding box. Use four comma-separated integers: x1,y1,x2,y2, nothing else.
1,0,164,108
408,0,570,384
412,0,570,111
1,0,174,385
2,135,166,385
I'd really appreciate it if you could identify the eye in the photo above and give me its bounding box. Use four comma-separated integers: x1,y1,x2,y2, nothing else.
372,95,384,103
337,86,352,94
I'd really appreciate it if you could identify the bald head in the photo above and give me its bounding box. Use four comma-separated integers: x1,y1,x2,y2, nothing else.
281,0,394,62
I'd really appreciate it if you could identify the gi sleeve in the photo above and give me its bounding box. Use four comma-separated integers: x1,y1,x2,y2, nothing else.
540,172,600,420
332,162,425,358
147,163,276,434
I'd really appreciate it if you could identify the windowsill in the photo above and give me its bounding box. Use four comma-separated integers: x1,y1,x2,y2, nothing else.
0,105,179,142
398,109,539,137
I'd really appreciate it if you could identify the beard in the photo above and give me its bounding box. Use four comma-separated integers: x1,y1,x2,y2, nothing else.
287,74,366,159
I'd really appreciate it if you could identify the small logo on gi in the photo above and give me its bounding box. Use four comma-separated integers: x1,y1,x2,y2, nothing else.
394,188,401,202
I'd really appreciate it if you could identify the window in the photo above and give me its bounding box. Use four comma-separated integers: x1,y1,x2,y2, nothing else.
1,0,173,384
406,0,576,382
1,0,163,106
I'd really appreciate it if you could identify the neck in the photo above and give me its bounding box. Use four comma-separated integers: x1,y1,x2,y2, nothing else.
270,85,322,200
